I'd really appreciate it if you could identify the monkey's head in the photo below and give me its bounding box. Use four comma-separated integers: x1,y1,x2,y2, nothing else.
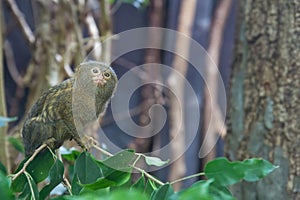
74,61,118,104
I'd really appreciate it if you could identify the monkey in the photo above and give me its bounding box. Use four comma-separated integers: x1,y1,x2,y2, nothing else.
22,61,117,156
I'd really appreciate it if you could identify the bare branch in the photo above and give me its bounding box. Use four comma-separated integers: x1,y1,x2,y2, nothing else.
202,0,233,164
5,0,35,45
85,13,102,60
167,0,197,191
3,40,25,86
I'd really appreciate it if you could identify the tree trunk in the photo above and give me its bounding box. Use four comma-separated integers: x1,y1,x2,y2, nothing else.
226,0,300,199
0,0,9,170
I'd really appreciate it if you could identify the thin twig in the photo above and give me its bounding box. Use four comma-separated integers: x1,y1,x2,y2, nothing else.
24,171,36,200
132,166,164,186
92,144,164,186
170,172,205,185
5,0,35,45
3,40,25,86
57,149,72,195
12,143,48,181
85,13,102,60
62,178,73,195
92,145,113,157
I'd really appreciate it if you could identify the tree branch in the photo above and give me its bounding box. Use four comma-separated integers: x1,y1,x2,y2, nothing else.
5,0,35,45
167,0,197,191
202,0,233,164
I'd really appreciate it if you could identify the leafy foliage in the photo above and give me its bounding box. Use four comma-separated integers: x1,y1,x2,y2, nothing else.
0,144,278,199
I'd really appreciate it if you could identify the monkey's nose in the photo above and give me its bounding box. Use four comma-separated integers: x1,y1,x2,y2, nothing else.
92,73,106,85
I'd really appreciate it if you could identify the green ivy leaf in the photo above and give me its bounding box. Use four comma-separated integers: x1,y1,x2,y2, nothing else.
240,158,278,182
101,149,135,172
170,179,212,200
0,116,17,127
75,150,134,191
204,157,278,186
74,152,103,185
131,174,145,192
170,179,235,200
8,137,25,153
145,179,158,196
11,148,55,192
150,184,174,200
71,175,82,195
0,172,14,200
109,189,148,200
81,177,116,190
0,162,7,175
19,172,39,200
208,182,235,200
61,148,81,162
39,159,64,199
144,156,169,167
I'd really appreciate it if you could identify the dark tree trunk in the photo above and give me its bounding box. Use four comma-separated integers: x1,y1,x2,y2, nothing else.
226,0,300,199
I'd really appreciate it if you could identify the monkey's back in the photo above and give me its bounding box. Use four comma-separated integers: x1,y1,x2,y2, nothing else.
22,79,75,156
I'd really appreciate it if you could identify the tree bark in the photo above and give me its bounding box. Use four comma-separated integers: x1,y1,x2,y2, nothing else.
226,0,300,199
0,0,10,171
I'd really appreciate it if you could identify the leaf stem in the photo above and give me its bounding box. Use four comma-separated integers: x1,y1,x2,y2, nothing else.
132,166,164,186
24,171,36,200
170,172,205,185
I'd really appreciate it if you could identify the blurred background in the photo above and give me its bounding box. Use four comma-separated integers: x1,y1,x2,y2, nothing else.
2,0,298,199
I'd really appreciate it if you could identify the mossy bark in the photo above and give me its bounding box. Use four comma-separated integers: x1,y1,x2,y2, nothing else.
226,0,300,199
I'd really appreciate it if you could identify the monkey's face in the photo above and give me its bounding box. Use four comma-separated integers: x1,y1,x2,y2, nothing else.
90,66,113,86
76,61,117,85
75,61,118,98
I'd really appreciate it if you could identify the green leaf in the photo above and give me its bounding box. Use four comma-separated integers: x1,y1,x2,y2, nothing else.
145,179,158,196
72,152,103,194
170,179,235,200
0,116,17,127
8,137,25,153
22,172,39,200
81,177,116,190
144,156,169,167
71,175,82,195
101,149,135,172
240,158,278,182
208,182,235,200
74,152,102,184
26,148,55,182
39,159,64,199
0,172,14,200
150,184,174,200
75,150,134,191
170,179,212,200
0,161,7,175
204,157,278,186
61,148,81,162
109,189,148,200
131,174,145,192
11,148,55,192
82,166,131,190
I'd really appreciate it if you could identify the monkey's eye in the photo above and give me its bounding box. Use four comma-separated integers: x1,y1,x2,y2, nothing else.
91,68,100,74
103,72,111,78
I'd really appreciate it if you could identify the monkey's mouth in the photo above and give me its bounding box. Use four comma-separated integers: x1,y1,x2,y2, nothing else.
92,73,107,86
